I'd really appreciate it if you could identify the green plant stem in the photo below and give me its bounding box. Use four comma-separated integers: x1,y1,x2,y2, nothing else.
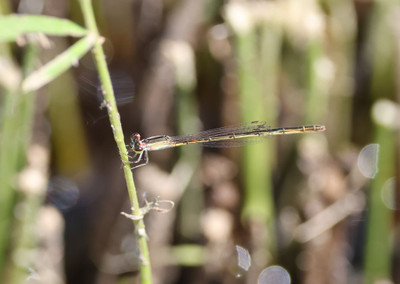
363,2,396,282
235,24,280,260
176,60,202,240
0,46,39,283
364,125,394,283
22,34,96,93
0,87,20,280
305,38,325,124
7,43,43,284
78,0,152,283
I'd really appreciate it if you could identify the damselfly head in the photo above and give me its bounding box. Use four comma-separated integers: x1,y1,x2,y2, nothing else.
130,133,145,152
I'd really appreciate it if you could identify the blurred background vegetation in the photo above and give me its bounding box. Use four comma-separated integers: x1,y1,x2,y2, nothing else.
0,0,399,283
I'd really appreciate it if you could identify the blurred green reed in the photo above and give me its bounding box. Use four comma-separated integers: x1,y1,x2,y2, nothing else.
322,0,356,146
173,41,204,241
232,14,282,261
365,125,395,283
45,39,90,177
0,4,16,276
0,3,38,281
0,7,43,282
304,18,327,125
5,44,43,284
364,1,397,283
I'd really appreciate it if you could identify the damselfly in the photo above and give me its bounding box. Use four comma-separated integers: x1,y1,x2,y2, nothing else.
129,121,325,169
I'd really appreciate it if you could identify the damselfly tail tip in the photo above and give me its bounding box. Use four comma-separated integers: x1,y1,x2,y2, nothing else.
315,125,326,132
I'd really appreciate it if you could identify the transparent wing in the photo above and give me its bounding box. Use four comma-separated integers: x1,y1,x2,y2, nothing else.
169,121,272,148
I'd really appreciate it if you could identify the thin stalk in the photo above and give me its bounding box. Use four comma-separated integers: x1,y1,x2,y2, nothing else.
236,30,271,223
45,37,90,176
175,45,203,240
0,2,14,277
7,42,44,284
305,38,326,124
78,0,152,283
0,46,38,283
0,82,21,281
235,27,276,281
233,15,281,274
239,22,282,267
364,124,394,283
323,0,356,146
232,17,282,220
363,1,396,282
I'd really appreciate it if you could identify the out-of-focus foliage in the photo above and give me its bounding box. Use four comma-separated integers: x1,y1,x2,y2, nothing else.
0,0,399,283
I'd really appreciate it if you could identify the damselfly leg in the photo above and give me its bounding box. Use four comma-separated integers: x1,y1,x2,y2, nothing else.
127,133,150,169
129,150,148,169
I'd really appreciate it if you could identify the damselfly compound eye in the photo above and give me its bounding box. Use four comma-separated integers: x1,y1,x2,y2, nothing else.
131,133,141,141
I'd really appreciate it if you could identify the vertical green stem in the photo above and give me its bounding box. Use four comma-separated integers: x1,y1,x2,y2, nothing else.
235,21,282,260
0,87,21,280
364,125,395,283
323,0,356,147
305,38,326,124
364,1,396,282
7,43,44,284
175,54,203,239
236,30,271,221
0,3,14,278
78,0,152,283
0,45,39,283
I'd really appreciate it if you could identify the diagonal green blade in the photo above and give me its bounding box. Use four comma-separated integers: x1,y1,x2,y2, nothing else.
22,33,97,92
0,14,87,42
